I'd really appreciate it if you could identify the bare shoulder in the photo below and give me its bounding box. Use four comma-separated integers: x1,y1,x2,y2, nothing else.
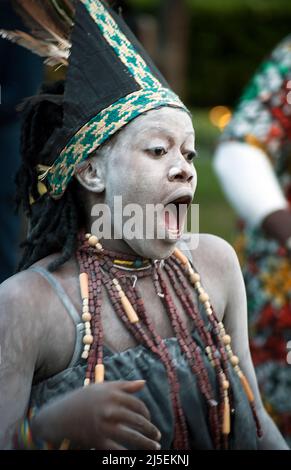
180,233,242,320
0,267,51,368
189,233,238,266
0,268,45,325
0,254,80,374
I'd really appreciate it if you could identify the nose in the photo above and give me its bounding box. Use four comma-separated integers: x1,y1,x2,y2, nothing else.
168,162,195,184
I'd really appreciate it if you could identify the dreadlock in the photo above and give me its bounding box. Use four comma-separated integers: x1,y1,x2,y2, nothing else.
16,81,86,272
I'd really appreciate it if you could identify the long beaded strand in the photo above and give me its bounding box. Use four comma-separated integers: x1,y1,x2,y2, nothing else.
172,247,262,439
99,254,188,448
76,232,262,449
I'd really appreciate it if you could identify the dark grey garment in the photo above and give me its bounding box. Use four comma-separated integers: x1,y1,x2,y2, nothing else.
29,262,258,450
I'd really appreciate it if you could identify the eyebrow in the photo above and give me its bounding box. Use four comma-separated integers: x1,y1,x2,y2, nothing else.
138,127,195,140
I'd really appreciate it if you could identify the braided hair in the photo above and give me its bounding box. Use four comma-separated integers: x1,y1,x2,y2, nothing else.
16,81,86,272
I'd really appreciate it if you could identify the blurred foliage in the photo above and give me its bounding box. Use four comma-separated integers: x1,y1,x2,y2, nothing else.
128,0,291,107
128,0,291,13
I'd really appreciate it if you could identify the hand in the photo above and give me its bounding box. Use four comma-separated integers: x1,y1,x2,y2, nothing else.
31,380,161,450
261,209,291,246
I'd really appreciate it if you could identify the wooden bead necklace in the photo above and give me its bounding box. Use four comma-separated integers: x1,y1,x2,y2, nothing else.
76,231,262,449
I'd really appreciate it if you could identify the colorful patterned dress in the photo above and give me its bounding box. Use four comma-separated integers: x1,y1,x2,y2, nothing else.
220,36,291,444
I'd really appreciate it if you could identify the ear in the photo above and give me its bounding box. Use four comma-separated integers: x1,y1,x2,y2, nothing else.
75,155,106,193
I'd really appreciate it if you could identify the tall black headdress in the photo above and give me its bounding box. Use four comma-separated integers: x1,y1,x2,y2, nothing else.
1,0,188,199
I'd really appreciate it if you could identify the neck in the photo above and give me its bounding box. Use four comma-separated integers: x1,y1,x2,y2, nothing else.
98,237,140,258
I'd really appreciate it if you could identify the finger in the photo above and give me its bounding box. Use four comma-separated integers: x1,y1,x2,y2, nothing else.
106,424,161,451
115,408,161,442
113,380,146,393
105,439,127,450
114,390,151,421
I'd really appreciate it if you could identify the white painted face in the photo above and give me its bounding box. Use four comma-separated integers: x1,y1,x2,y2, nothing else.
78,106,197,259
105,107,197,259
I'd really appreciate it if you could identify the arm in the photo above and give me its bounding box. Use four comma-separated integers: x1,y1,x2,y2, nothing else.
0,275,41,449
213,141,288,228
221,242,289,450
0,272,160,450
213,36,291,234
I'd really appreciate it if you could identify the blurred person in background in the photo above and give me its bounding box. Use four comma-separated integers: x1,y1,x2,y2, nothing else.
214,35,291,445
0,0,42,282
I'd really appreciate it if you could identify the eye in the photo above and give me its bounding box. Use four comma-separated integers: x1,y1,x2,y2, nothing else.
185,151,197,162
147,147,167,157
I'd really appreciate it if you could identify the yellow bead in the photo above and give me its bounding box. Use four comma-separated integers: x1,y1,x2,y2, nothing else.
88,235,99,246
79,272,89,299
83,334,93,345
85,321,91,329
195,281,201,289
230,355,239,366
222,380,230,390
199,292,209,303
121,295,139,324
96,243,103,252
82,312,91,322
222,334,231,345
173,248,189,265
95,364,105,383
204,301,211,309
85,233,91,239
206,308,213,316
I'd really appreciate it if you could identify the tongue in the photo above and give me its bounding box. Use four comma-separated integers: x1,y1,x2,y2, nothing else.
165,208,179,231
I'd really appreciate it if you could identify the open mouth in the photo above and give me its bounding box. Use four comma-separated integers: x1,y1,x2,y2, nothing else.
164,194,192,238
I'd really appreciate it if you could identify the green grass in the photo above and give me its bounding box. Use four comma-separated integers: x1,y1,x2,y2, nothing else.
190,108,237,244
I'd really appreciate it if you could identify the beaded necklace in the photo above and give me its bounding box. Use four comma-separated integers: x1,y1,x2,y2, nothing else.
76,232,262,450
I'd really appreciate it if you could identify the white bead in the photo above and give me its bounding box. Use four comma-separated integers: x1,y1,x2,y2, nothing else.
81,351,89,359
82,312,91,322
230,355,239,366
88,235,99,246
83,334,93,345
199,292,210,303
222,334,231,345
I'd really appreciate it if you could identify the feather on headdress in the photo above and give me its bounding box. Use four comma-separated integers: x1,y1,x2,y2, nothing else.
0,0,74,66
1,0,188,199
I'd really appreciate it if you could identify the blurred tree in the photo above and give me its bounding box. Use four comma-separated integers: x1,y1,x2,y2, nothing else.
159,0,189,99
